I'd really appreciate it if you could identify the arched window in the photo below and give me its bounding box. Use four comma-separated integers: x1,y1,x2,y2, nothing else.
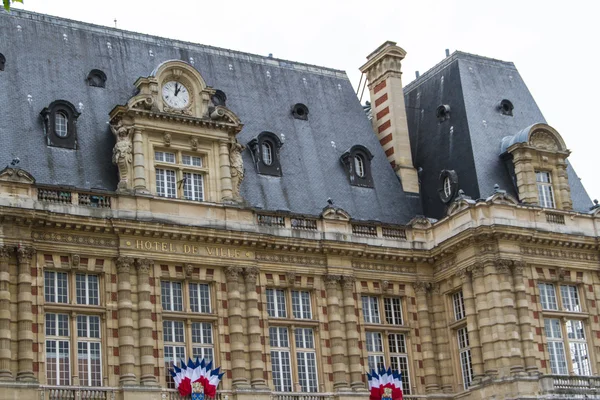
40,100,80,149
55,111,68,137
355,154,365,178
443,176,452,198
248,132,283,177
438,170,458,203
262,142,273,166
341,145,374,188
87,69,107,88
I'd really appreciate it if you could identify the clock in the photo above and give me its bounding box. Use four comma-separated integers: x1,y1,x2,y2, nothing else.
162,81,190,109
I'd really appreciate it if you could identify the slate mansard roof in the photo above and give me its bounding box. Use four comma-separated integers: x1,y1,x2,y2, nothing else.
404,51,592,218
0,10,421,224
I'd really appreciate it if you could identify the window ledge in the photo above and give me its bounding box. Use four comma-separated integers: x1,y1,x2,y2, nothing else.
363,323,410,333
161,311,218,321
43,304,105,314
541,310,589,319
448,318,467,330
267,317,319,327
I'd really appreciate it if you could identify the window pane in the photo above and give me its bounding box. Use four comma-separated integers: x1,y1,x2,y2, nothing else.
560,285,580,312
292,291,312,319
267,289,286,318
536,171,555,208
545,318,562,339
55,112,68,137
539,283,558,310
156,168,177,198
548,341,568,375
390,355,411,394
460,349,473,389
182,155,202,167
453,291,466,321
388,333,407,354
362,296,380,324
570,342,591,376
262,142,273,165
355,155,365,178
384,298,403,325
76,274,99,305
190,283,211,313
183,172,204,201
297,351,318,392
161,281,183,311
366,332,383,352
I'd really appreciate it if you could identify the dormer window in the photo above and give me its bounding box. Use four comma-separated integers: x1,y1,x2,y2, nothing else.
499,99,514,116
341,145,374,188
436,104,451,122
536,171,555,208
40,100,80,149
292,103,309,120
438,169,458,203
87,69,107,88
248,132,283,177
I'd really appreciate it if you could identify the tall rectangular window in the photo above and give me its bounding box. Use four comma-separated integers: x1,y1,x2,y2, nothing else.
566,320,591,375
457,327,473,389
156,168,177,198
163,320,186,389
76,274,99,305
561,285,581,312
389,333,411,394
189,283,211,313
295,328,317,392
366,331,385,372
191,322,213,362
536,171,555,208
539,283,558,310
545,318,568,375
46,313,70,385
453,291,466,321
45,271,68,304
266,289,287,318
183,172,204,201
161,281,183,312
77,315,101,386
362,296,380,324
291,291,312,319
270,327,292,392
384,298,403,325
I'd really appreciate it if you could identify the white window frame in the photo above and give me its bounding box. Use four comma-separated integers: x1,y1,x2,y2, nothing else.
366,331,385,372
383,297,403,325
76,315,102,386
76,274,99,306
539,283,559,311
457,327,473,389
161,281,183,312
45,313,71,386
182,154,202,167
55,111,68,138
355,154,365,178
389,333,411,395
156,168,177,198
183,172,204,201
155,151,176,163
536,171,555,208
189,283,211,314
294,328,318,392
163,320,186,389
262,142,273,166
270,326,292,392
191,322,214,362
545,318,568,375
561,285,581,312
267,289,287,318
362,296,380,324
453,291,466,321
45,271,68,304
291,291,312,319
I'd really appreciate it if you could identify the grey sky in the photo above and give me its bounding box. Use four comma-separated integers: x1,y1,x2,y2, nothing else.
11,0,600,203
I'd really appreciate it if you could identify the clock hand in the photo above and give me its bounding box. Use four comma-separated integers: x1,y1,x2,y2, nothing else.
174,83,180,96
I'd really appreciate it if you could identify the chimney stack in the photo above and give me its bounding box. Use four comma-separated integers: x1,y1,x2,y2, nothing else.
445,49,450,57
415,71,420,78
360,41,419,194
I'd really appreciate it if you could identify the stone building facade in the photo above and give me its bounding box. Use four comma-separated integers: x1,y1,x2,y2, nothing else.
0,9,599,400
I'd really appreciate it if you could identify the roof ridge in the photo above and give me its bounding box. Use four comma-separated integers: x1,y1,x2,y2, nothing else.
7,9,348,78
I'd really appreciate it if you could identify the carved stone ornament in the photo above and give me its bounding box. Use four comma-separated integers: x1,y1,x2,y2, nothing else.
342,276,356,291
185,264,194,278
285,271,296,286
495,259,512,274
530,130,559,151
130,96,155,111
224,266,242,282
324,274,342,289
163,132,172,147
512,261,525,275
115,256,134,273
243,267,259,283
190,137,199,151
110,120,133,192
16,246,35,263
0,166,36,184
412,281,431,294
229,139,246,202
381,280,391,292
468,263,484,278
557,268,567,281
455,268,470,282
136,258,154,274
0,246,12,260
72,254,81,268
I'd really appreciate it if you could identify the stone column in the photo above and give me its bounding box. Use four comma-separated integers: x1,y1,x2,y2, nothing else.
116,257,136,385
324,274,349,390
458,268,484,383
470,263,496,378
556,159,572,210
413,281,439,392
244,267,267,389
512,261,537,374
132,128,147,192
16,246,35,381
484,261,509,377
225,266,250,388
495,260,523,375
136,258,157,386
430,284,452,393
341,276,363,390
0,247,13,380
219,141,233,201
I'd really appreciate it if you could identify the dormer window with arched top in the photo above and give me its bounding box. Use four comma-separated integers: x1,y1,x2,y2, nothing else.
87,69,107,88
341,145,374,188
40,100,81,149
248,132,283,176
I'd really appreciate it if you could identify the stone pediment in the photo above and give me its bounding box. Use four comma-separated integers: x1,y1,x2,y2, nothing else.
0,167,35,184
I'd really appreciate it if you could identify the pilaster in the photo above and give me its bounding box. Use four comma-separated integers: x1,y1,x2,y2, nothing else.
219,141,234,202
116,256,137,385
484,261,509,377
496,259,523,376
243,267,267,389
412,281,439,393
471,263,497,378
0,247,13,380
324,274,349,390
225,266,250,389
341,276,364,391
136,258,158,386
15,246,35,382
457,268,484,383
132,128,148,193
512,261,538,374
430,284,452,393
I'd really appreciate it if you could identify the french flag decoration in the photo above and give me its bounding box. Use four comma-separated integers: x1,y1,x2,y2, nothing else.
367,368,403,400
169,358,225,399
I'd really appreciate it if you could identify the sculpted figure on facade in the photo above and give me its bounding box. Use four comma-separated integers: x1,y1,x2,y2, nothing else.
229,139,245,201
110,120,133,191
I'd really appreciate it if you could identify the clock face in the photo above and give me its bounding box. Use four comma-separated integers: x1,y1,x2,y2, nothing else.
162,81,190,109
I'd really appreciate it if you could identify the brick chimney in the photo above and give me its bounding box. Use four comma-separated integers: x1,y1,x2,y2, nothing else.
360,41,419,194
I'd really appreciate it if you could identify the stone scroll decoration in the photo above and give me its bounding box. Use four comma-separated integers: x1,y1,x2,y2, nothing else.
229,139,245,202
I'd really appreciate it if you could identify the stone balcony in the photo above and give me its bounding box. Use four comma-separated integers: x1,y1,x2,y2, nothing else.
539,375,600,399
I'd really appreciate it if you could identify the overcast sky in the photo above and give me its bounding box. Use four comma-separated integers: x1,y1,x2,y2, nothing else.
11,0,600,204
